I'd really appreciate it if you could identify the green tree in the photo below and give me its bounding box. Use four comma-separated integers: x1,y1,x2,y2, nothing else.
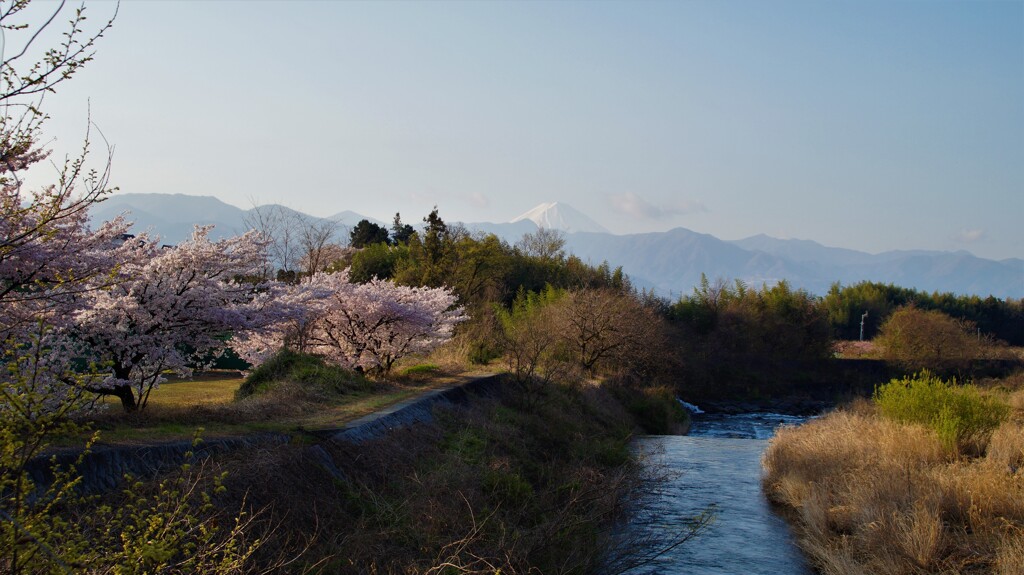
669,277,831,361
390,212,415,244
348,241,407,283
822,281,1024,346
823,281,906,340
422,207,448,266
497,286,573,402
349,219,390,248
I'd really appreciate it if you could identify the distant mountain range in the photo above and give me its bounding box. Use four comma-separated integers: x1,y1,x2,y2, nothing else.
92,194,1023,299
89,193,379,245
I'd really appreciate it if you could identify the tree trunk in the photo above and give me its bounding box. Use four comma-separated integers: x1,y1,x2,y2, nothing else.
112,384,138,412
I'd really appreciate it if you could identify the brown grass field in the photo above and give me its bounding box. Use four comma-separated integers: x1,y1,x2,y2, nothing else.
763,371,1024,574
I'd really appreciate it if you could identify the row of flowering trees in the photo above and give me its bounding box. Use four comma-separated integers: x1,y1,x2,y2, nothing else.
3,134,464,414
4,209,467,412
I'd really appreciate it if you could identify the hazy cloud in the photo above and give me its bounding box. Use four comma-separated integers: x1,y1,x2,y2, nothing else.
408,190,434,205
609,192,707,220
954,228,987,243
466,191,490,208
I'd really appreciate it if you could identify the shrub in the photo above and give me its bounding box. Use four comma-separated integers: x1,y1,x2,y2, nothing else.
483,468,535,506
236,349,371,398
875,306,982,370
466,339,500,365
874,371,1010,452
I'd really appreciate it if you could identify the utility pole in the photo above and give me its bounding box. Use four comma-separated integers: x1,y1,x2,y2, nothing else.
860,311,869,342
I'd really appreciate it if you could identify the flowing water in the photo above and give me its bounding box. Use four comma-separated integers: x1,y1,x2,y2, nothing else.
615,412,814,575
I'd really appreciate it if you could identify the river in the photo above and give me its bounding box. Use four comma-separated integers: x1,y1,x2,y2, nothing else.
612,412,814,575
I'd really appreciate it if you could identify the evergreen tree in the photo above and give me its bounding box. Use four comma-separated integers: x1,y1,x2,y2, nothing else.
349,218,390,248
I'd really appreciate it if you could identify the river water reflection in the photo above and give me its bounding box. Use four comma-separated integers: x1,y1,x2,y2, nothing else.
618,413,813,575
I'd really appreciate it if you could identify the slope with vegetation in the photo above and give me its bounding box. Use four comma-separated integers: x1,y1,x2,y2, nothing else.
206,361,694,573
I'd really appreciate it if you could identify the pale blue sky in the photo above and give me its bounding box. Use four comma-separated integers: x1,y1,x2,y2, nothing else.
19,0,1024,260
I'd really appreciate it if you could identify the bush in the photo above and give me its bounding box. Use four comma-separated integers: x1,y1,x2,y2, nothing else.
875,306,982,370
467,339,500,365
874,371,1010,452
347,242,407,283
236,349,371,399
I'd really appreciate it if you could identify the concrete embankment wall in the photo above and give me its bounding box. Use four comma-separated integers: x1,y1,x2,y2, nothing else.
26,375,504,494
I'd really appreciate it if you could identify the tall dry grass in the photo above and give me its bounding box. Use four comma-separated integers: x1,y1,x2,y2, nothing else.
764,397,1024,574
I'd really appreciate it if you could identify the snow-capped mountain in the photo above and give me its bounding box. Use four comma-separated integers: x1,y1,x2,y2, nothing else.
510,202,610,234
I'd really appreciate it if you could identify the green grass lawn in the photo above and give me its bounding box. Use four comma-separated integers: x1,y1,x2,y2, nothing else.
144,372,244,407
95,372,244,410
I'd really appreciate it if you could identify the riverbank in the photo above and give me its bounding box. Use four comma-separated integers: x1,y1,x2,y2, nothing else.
762,371,1024,574
678,358,890,416
26,372,504,494
213,376,689,573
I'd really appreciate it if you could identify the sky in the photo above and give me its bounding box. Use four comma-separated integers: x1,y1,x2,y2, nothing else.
13,0,1024,260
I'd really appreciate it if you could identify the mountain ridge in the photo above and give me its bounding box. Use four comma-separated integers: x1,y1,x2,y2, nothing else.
91,193,1022,298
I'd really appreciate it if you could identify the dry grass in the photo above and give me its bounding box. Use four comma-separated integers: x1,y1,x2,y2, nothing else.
986,421,1024,472
764,378,1024,574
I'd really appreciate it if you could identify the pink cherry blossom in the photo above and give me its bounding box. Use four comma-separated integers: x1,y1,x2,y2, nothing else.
71,226,279,411
237,270,467,375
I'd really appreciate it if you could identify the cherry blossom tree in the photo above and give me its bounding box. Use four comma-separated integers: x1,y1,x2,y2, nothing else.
0,97,131,344
1,5,278,573
0,0,126,413
71,226,283,411
312,271,467,373
236,270,467,375
230,279,330,367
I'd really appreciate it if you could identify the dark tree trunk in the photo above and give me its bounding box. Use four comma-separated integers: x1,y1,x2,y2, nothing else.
111,384,138,412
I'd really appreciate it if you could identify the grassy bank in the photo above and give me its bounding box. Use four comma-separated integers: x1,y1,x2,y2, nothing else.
763,371,1024,574
193,375,689,573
